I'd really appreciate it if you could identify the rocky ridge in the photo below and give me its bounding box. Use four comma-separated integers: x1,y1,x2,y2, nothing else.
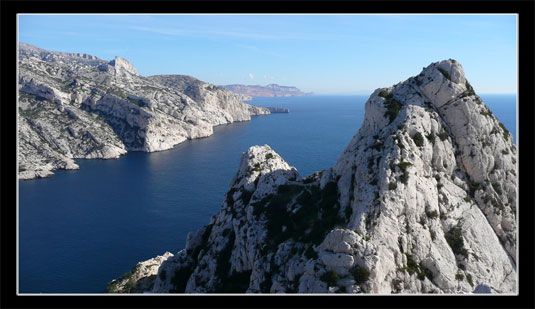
110,59,517,294
222,84,312,99
17,43,270,179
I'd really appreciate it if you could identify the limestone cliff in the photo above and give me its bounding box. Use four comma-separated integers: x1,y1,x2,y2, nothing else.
110,60,517,294
17,43,270,179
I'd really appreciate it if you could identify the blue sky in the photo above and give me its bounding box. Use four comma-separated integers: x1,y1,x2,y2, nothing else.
18,14,517,94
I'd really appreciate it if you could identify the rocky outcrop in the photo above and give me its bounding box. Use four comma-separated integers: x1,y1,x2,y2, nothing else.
111,60,517,294
17,43,270,179
107,252,173,293
222,84,312,99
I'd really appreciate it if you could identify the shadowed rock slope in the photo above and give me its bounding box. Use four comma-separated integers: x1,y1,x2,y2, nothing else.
109,60,516,294
18,43,269,179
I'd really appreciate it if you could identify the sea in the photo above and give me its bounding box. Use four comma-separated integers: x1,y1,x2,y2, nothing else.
18,94,517,293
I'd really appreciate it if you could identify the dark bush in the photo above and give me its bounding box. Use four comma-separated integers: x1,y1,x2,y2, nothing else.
412,132,424,147
426,210,439,219
468,182,481,197
378,89,391,98
464,81,476,96
397,162,412,184
426,133,436,144
466,273,474,286
383,96,402,124
437,132,449,141
350,265,370,285
320,270,339,287
405,254,419,275
499,122,510,139
445,226,468,259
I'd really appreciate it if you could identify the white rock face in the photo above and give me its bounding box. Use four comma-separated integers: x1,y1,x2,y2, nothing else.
17,43,270,179
106,252,173,293
112,60,517,294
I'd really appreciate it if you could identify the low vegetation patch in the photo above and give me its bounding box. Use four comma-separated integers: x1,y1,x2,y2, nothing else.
412,132,424,147
498,122,510,140
402,254,433,281
378,91,402,124
461,81,476,98
425,209,439,219
466,274,474,286
468,182,481,197
253,180,344,256
350,265,370,285
320,270,340,287
445,226,469,259
437,132,449,141
397,162,412,184
378,89,390,98
426,133,436,145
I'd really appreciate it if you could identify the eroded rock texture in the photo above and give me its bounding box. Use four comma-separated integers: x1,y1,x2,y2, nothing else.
111,60,516,294
18,43,269,179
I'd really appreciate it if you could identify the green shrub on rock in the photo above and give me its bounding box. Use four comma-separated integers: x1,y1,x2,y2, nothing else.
350,265,370,285
320,270,340,287
412,132,424,147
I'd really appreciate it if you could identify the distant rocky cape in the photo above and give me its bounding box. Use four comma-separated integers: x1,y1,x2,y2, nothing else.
109,60,517,294
221,84,312,100
17,43,270,179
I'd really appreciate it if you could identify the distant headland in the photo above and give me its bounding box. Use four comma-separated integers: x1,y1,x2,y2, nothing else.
221,84,312,100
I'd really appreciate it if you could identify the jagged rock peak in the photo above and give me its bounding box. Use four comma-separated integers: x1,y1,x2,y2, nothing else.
109,56,138,76
111,59,517,294
333,58,517,264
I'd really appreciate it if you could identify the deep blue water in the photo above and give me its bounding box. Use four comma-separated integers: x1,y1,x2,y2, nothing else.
18,94,516,293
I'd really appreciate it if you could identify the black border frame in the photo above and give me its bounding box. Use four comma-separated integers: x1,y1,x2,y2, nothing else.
2,1,534,308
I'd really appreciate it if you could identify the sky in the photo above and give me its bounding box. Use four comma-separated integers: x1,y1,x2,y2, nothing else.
18,14,517,94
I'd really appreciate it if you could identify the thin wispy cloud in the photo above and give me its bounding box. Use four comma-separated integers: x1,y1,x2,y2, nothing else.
248,73,254,80
127,24,365,42
236,44,284,58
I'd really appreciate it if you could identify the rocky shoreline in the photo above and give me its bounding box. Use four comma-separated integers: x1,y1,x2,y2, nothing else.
17,43,270,180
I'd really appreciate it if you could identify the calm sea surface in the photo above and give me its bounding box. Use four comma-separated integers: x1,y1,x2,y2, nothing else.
18,94,516,293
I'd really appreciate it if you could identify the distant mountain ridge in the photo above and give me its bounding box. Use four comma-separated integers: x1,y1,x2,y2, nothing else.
222,84,312,100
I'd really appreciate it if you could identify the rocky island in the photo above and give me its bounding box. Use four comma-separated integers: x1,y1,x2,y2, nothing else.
17,43,270,180
222,84,312,100
108,60,517,294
